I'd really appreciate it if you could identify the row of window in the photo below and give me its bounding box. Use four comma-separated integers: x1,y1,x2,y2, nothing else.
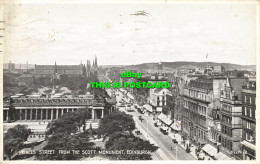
221,104,232,112
188,89,208,101
222,115,232,124
221,137,233,151
244,106,254,118
244,95,255,105
183,100,207,116
198,129,206,141
245,133,254,143
246,121,252,130
221,125,232,137
211,130,220,142
183,120,207,141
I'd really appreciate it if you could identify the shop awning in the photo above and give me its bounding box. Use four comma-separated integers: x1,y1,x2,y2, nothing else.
240,140,256,151
202,144,213,152
158,113,173,126
170,121,181,131
162,126,168,131
143,104,153,112
207,147,217,157
127,93,134,100
202,144,218,157
215,152,232,160
158,113,165,120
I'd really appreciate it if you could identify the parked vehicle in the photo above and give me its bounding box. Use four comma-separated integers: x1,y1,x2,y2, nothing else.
160,128,168,135
186,147,191,153
154,123,158,127
172,139,178,144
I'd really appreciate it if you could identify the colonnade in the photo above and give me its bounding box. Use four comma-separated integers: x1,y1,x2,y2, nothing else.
3,107,107,121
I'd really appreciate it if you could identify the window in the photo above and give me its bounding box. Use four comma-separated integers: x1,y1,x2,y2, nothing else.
245,95,247,103
245,107,247,116
246,122,251,129
249,108,252,117
249,96,252,104
246,133,249,140
227,92,230,99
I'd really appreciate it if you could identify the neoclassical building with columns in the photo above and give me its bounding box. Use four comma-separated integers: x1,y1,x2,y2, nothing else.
3,96,116,122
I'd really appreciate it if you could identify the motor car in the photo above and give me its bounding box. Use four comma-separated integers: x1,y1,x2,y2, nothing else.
172,138,178,143
160,128,168,135
154,123,158,127
139,116,143,121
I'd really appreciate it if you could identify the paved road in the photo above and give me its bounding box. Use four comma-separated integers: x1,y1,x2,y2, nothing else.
125,109,195,160
99,77,195,160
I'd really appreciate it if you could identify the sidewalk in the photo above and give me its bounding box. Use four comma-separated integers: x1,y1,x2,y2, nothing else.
168,132,198,160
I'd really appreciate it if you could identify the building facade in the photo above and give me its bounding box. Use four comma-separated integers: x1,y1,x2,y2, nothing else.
240,79,256,160
149,88,169,113
219,77,246,159
3,95,115,122
182,78,213,146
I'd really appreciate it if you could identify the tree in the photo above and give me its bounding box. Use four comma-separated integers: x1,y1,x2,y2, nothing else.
48,109,91,135
97,111,135,137
105,132,158,160
3,125,31,159
4,124,31,141
4,138,24,159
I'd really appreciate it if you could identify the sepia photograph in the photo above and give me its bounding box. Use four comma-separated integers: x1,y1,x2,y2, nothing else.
1,0,259,162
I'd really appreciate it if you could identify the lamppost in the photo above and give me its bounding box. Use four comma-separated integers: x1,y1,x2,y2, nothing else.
171,145,178,160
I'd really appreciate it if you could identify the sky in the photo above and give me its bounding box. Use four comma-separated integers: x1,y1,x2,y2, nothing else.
3,2,257,66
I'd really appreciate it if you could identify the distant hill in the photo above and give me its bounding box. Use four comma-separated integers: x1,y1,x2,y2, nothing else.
123,61,255,72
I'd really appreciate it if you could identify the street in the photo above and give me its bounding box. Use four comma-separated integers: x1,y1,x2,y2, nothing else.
113,88,195,160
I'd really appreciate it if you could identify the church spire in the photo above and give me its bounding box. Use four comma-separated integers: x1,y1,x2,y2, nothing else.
95,55,98,68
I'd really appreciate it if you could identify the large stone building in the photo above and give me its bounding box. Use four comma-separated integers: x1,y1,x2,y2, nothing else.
219,77,246,159
34,57,98,77
149,88,169,114
182,78,213,146
240,79,256,160
133,74,167,105
3,95,116,123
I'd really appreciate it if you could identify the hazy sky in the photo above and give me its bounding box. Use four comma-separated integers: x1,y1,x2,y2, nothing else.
4,3,257,65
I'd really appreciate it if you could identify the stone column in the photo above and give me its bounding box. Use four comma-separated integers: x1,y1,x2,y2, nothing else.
46,109,49,120
19,109,22,120
6,111,9,121
92,109,95,119
30,109,33,120
25,109,27,120
35,109,38,120
101,109,104,118
40,109,43,120
51,109,53,120
56,109,59,119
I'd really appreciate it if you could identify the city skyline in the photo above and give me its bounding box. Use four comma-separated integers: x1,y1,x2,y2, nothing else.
4,3,257,66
